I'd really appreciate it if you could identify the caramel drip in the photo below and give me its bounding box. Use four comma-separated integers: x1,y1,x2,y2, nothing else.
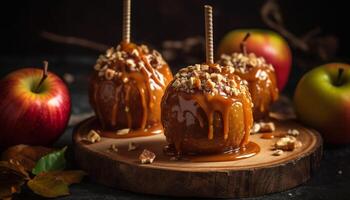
193,94,234,140
108,43,171,130
124,84,132,128
240,95,253,147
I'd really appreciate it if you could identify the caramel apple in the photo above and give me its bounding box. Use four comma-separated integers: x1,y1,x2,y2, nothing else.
89,0,173,135
90,42,173,132
161,63,253,155
218,34,279,120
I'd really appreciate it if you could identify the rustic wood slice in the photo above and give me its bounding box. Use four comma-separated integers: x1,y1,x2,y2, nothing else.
73,117,322,198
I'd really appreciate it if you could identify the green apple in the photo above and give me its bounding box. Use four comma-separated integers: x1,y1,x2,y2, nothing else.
294,63,350,144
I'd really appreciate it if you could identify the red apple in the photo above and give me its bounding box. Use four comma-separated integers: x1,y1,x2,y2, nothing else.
0,62,71,148
218,29,292,91
294,63,350,144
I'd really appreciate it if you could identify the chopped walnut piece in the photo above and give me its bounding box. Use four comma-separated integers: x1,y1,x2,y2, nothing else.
275,136,302,151
259,122,275,132
128,142,138,151
250,122,275,133
116,128,129,135
272,149,283,156
109,144,118,153
86,130,101,143
105,68,115,80
139,149,156,164
287,129,300,136
251,123,261,134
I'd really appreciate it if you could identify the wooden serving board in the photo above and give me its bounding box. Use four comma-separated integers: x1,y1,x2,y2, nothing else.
73,117,322,198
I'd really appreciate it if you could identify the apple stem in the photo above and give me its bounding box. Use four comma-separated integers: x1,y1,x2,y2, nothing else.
336,68,345,86
240,32,251,56
34,61,49,93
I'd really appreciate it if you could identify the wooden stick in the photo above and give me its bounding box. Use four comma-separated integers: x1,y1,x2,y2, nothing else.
122,0,131,43
204,5,214,64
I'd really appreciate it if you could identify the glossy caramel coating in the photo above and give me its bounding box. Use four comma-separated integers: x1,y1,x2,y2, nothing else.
161,64,253,155
218,53,279,120
90,42,173,131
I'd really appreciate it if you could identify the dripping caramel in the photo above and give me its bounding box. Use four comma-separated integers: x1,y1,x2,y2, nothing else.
218,53,279,120
89,42,173,137
161,63,254,156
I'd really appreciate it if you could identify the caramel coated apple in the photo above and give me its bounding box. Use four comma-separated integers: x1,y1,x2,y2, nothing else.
218,53,279,120
90,42,173,131
161,64,253,155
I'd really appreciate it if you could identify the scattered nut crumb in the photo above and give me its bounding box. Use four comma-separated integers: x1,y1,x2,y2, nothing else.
250,122,275,133
287,129,300,136
128,142,137,151
259,122,275,132
86,130,101,143
109,144,118,153
139,149,156,164
116,128,129,135
275,136,302,151
251,123,261,134
272,149,283,156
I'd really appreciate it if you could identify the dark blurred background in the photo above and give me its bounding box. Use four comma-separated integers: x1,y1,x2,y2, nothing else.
0,0,348,93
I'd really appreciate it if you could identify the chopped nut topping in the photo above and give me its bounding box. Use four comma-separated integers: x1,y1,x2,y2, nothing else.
139,149,156,164
93,44,167,80
172,64,250,97
105,68,115,80
218,52,275,77
275,136,302,151
116,128,129,135
128,142,138,151
86,130,101,143
125,106,129,112
272,149,283,156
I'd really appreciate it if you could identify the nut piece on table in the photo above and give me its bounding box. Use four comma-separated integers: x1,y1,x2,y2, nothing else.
275,136,302,151
116,128,129,136
287,129,300,136
128,142,137,151
139,149,156,164
272,149,284,156
109,144,118,153
251,122,275,134
86,130,101,143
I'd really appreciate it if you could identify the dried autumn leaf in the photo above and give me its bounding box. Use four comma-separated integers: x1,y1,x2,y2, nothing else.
27,173,69,198
32,146,67,175
44,170,87,185
1,145,54,172
0,161,29,199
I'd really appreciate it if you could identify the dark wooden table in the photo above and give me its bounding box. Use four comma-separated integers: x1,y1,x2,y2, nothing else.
1,56,350,200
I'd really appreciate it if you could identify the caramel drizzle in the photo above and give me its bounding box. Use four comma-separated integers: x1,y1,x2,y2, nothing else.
108,43,167,130
193,93,252,147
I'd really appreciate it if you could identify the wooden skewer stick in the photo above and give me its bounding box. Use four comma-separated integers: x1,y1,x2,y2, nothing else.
122,0,131,43
204,5,214,64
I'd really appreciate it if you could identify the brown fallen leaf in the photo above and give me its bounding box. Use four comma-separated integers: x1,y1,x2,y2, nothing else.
1,145,54,172
42,170,87,185
27,174,69,198
0,161,29,199
27,170,86,198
